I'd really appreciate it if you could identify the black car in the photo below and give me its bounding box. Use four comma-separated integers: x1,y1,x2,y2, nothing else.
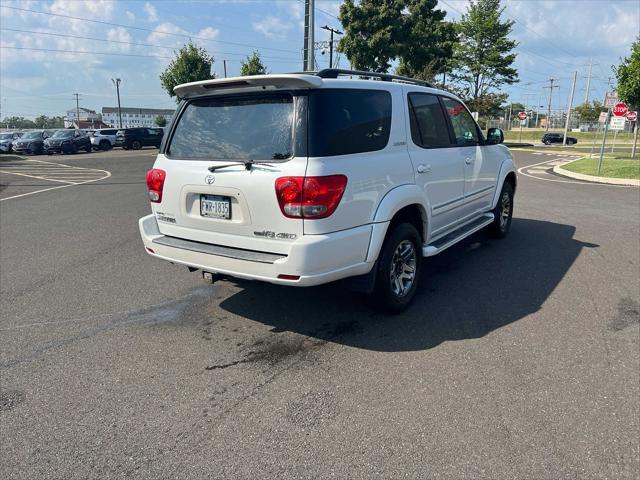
542,132,577,145
12,130,51,155
116,128,163,150
44,129,92,154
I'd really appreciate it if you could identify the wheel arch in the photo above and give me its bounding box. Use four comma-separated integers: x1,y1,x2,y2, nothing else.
491,160,517,209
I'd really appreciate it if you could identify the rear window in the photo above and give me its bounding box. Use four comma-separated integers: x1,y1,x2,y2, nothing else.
308,89,391,156
168,93,294,160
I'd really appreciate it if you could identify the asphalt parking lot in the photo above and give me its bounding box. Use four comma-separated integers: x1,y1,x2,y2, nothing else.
1,148,638,478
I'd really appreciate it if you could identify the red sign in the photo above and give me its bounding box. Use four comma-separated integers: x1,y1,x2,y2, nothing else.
612,102,628,117
518,111,527,120
626,110,637,122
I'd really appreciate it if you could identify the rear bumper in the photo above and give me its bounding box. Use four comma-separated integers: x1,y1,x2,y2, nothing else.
139,214,374,286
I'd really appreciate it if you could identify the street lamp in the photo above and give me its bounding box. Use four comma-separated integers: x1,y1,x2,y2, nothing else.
111,78,123,128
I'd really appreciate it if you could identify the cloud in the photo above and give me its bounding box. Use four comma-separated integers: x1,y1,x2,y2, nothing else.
107,27,133,53
126,10,135,22
252,16,292,40
196,27,220,41
144,2,159,22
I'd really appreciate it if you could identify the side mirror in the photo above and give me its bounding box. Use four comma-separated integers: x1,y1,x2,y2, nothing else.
486,127,504,145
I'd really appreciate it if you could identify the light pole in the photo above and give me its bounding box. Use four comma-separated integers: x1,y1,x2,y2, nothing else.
111,78,122,128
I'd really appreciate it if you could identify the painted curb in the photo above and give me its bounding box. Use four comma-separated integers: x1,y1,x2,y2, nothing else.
553,162,640,186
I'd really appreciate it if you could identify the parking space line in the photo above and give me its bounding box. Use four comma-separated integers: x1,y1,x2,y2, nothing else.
0,169,78,184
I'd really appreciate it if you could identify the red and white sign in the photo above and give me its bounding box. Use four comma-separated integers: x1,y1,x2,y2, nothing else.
517,111,527,120
625,110,637,122
612,102,628,117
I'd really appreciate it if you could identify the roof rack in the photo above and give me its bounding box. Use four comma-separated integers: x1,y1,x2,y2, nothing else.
315,68,434,88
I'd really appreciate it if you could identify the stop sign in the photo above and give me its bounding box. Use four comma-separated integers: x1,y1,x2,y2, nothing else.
626,110,637,122
612,102,628,117
518,111,527,120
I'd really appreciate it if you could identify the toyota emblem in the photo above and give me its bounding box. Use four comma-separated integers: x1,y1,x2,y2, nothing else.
205,175,215,184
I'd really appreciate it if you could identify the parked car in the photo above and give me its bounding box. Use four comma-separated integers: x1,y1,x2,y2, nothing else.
44,129,92,154
542,132,577,145
12,130,51,155
139,70,516,311
0,132,23,153
90,128,118,150
116,128,163,150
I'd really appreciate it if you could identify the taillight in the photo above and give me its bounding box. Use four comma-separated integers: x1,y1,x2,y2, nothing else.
275,175,347,219
146,168,166,203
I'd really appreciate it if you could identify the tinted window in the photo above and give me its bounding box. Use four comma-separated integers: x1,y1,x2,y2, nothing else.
408,93,451,148
168,94,293,160
101,129,117,135
308,89,391,157
441,97,480,146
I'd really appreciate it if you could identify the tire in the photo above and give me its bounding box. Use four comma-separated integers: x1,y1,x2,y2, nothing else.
85,143,92,153
488,181,514,238
131,140,142,150
372,223,422,312
99,140,111,151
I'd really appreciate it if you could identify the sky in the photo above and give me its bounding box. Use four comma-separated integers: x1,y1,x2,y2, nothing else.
0,0,638,119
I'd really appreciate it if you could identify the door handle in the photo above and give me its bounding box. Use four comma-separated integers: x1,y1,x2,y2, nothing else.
465,157,473,165
417,164,430,174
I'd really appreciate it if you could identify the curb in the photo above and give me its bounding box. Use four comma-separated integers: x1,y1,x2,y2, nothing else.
553,162,640,186
510,148,583,155
0,154,28,161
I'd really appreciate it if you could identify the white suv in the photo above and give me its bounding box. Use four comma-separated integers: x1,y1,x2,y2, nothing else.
139,70,516,311
90,128,118,151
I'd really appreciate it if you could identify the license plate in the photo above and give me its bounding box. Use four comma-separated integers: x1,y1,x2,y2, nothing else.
200,195,231,219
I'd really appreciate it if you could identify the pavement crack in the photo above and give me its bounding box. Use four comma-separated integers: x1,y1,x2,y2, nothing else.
205,358,250,370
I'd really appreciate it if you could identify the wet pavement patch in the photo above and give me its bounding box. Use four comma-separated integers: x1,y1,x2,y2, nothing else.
609,297,640,332
0,390,25,412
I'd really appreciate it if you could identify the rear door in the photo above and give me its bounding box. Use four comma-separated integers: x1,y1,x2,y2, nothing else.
405,90,465,236
151,92,306,254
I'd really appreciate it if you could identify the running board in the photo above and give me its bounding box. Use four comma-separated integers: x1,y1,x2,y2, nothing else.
423,213,494,257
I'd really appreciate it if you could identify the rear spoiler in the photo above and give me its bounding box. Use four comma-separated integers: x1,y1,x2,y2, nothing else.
174,74,323,99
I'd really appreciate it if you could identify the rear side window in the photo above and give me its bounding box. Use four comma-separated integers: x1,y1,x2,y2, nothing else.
308,89,391,157
441,97,480,146
408,93,451,148
168,94,294,160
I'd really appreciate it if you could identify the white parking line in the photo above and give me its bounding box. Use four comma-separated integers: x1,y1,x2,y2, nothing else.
0,158,111,201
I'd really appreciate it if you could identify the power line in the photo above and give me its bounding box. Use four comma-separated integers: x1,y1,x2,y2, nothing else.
0,27,297,61
0,4,299,54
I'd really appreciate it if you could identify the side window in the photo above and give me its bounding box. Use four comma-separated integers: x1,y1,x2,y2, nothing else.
308,89,392,157
408,93,451,148
441,97,480,146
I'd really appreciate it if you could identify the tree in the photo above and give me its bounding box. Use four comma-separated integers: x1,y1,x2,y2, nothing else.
240,51,268,76
338,0,456,75
0,116,36,129
614,37,640,109
155,115,167,127
574,100,604,123
160,42,214,102
449,0,518,116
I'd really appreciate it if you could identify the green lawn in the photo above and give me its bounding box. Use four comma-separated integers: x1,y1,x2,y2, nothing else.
503,130,636,144
562,157,640,179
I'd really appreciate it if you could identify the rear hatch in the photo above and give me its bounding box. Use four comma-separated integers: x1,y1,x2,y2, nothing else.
150,90,308,255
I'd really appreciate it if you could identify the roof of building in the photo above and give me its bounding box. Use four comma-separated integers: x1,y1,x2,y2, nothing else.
66,107,98,114
102,107,175,115
75,120,111,129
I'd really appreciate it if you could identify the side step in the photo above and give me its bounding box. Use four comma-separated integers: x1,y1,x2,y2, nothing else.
423,213,494,257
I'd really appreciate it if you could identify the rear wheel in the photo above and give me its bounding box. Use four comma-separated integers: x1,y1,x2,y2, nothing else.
372,223,422,312
488,181,514,238
99,140,110,151
131,140,142,150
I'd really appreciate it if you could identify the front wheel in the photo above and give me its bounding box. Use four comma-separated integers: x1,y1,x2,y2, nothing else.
372,223,422,312
488,182,514,238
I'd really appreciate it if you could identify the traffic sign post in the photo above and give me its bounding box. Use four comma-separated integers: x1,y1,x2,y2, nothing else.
598,109,611,176
518,111,527,142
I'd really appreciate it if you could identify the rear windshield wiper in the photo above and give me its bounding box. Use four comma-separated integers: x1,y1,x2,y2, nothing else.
208,160,272,172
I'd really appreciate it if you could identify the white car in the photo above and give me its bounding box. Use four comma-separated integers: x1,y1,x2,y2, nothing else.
139,69,516,311
90,128,118,150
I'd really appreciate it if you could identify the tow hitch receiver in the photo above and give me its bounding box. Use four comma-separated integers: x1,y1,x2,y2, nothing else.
202,271,218,284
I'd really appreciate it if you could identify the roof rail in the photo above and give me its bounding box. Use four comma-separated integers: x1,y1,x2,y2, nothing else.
315,68,434,88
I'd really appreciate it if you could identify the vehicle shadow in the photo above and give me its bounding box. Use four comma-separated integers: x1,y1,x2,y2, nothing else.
219,219,598,352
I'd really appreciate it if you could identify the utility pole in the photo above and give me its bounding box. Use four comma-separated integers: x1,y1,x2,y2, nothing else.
321,25,342,69
563,71,577,146
584,58,593,104
303,0,315,71
73,93,81,129
543,78,559,131
111,78,122,128
223,60,227,78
